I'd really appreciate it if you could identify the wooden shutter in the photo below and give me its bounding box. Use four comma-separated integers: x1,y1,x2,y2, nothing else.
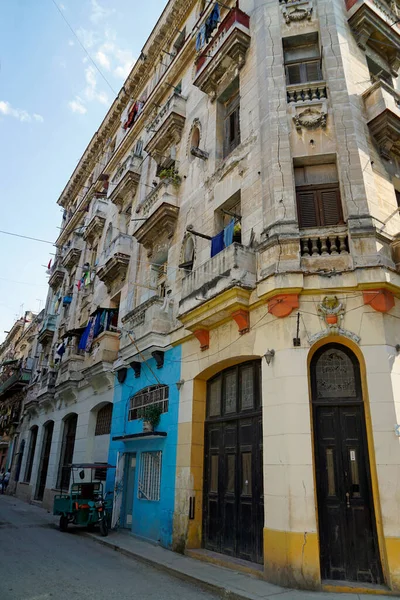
224,99,240,158
296,189,318,227
319,188,342,226
305,61,322,82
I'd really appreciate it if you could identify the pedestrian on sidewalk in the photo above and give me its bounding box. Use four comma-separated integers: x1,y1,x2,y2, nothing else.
1,469,10,494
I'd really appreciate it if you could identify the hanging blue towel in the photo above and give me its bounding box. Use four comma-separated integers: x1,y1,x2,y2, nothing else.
79,319,93,351
211,230,225,257
223,219,235,248
209,3,220,30
196,25,207,52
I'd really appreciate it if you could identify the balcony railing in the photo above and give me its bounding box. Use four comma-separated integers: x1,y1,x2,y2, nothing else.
38,314,57,344
287,82,327,103
108,154,142,209
300,228,349,256
179,243,256,316
61,234,84,271
83,197,108,243
84,330,120,368
0,368,31,396
139,179,179,218
194,8,251,98
363,80,400,158
120,296,173,359
97,233,132,289
144,93,187,163
48,262,65,290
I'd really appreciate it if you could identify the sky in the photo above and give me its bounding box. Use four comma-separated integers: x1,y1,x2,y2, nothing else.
0,0,167,343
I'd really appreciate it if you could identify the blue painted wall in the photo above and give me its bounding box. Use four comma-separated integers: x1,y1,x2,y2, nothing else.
107,346,181,548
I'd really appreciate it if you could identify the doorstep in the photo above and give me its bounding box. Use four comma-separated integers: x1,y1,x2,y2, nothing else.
186,548,264,580
322,581,395,596
84,530,397,599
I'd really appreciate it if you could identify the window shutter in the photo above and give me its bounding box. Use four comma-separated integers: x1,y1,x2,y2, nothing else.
305,61,322,82
296,190,318,228
286,64,302,85
319,189,342,226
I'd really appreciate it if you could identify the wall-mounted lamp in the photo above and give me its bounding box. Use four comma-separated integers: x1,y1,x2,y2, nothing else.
176,379,185,391
264,349,275,365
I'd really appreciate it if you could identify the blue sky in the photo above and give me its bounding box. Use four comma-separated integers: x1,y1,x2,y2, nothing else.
0,0,166,342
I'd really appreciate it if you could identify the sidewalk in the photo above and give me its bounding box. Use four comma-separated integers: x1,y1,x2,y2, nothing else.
84,529,396,600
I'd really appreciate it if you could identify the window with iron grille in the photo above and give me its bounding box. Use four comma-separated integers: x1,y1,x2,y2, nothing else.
138,451,162,501
95,404,113,436
94,464,107,481
128,385,169,421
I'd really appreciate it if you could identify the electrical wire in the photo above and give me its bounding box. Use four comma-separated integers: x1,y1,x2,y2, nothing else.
50,0,117,96
0,230,54,245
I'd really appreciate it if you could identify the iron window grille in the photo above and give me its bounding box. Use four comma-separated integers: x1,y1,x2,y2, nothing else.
138,451,162,501
128,385,169,421
94,464,107,481
95,404,113,436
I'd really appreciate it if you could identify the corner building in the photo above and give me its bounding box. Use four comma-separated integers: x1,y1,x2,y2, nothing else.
12,0,400,593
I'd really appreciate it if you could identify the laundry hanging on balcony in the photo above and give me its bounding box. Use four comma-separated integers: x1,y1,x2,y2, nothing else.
196,2,220,51
223,219,235,248
211,230,225,257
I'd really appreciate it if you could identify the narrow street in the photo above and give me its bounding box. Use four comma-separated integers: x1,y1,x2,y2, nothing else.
0,495,218,600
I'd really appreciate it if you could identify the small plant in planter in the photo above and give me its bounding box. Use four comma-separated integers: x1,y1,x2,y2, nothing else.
233,222,242,244
138,404,163,432
158,167,182,188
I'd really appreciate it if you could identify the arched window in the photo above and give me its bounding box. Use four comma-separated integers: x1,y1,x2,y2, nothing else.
24,425,38,483
179,234,195,272
314,347,357,400
105,223,113,247
191,126,200,150
57,413,78,491
95,404,113,436
129,385,169,421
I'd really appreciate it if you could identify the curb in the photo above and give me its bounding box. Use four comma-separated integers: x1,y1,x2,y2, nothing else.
83,532,256,600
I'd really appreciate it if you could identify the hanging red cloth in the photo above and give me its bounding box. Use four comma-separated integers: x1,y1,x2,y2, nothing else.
124,102,138,130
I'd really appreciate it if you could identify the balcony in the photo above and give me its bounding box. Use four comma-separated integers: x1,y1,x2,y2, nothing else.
97,233,132,291
37,370,57,404
48,262,65,290
61,234,84,271
24,382,40,414
82,331,119,391
120,296,173,361
287,82,327,103
134,200,179,257
37,314,57,345
108,154,142,210
194,8,251,99
54,355,84,404
83,197,109,244
144,93,187,163
347,0,400,73
179,243,256,322
0,368,31,397
363,81,400,158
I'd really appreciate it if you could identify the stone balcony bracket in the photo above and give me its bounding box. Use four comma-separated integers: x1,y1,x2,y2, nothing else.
280,0,313,25
363,288,395,312
363,81,400,159
194,329,210,351
347,0,400,74
144,93,187,164
231,309,250,334
194,7,251,100
109,154,142,210
268,294,300,318
61,236,84,271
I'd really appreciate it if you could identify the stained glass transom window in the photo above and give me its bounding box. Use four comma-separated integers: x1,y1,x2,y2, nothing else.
315,349,356,399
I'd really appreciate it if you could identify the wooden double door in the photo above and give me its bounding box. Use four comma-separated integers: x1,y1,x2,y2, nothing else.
203,361,263,564
311,344,383,584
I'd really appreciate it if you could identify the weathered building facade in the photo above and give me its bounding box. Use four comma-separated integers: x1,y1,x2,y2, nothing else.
8,0,400,593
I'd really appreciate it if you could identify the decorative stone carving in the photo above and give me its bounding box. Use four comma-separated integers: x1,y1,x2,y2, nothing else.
293,107,327,131
309,295,361,344
281,0,313,24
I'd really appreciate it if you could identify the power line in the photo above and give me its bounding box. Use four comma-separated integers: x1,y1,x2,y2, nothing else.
0,230,54,245
50,0,118,96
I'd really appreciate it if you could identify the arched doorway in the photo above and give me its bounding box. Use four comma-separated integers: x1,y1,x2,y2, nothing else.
203,360,263,564
311,343,383,584
35,421,54,501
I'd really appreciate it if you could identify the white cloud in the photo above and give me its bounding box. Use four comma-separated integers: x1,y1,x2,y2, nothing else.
76,27,98,49
90,0,115,24
0,101,43,123
59,2,66,10
68,97,87,114
95,50,111,70
84,65,109,104
68,39,74,47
